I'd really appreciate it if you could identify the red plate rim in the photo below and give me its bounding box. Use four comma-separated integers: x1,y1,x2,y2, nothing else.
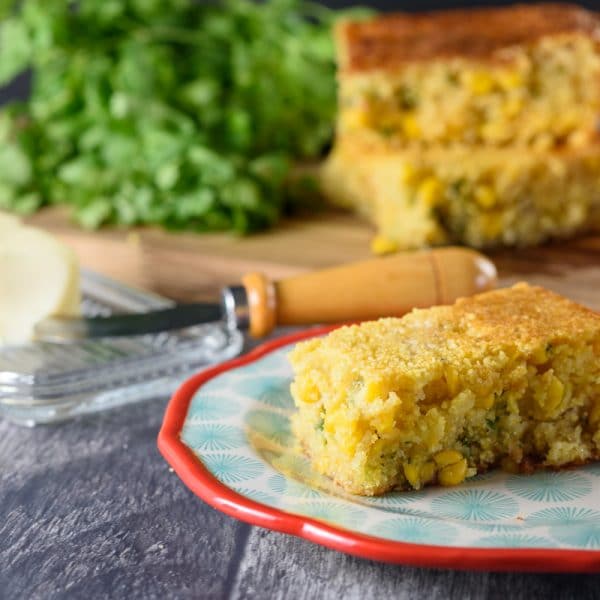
158,325,600,573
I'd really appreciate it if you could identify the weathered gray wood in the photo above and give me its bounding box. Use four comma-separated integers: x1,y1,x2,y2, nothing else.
231,528,600,600
1,341,599,599
0,398,245,600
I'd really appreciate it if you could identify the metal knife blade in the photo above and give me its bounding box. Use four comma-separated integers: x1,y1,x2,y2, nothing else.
34,285,250,343
34,302,224,342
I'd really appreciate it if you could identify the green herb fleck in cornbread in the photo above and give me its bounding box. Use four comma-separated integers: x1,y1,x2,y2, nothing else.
289,284,600,496
337,4,600,149
323,4,600,250
321,141,600,250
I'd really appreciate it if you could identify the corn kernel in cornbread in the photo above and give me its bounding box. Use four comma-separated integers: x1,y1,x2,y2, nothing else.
337,5,600,149
320,141,600,249
323,4,600,250
290,284,600,496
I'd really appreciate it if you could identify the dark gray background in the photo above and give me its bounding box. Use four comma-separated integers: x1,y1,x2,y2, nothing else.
2,2,600,598
328,0,598,8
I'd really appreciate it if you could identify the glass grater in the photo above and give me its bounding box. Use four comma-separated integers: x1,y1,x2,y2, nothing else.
0,270,244,426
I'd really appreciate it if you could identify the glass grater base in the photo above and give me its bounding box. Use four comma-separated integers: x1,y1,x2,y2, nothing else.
0,270,244,426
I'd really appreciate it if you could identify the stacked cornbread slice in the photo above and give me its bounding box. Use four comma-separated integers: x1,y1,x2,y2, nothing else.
321,4,600,249
290,284,600,495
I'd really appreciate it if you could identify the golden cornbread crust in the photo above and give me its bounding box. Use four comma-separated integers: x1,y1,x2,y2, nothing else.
339,4,600,71
290,284,600,495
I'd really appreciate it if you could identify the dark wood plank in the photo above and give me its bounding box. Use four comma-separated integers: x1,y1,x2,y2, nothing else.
25,207,373,301
0,398,245,599
493,237,600,310
26,208,600,311
231,529,600,600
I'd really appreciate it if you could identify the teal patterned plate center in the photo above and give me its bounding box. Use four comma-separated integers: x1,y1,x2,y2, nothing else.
180,342,600,550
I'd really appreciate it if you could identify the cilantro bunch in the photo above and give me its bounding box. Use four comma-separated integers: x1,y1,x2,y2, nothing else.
0,0,351,232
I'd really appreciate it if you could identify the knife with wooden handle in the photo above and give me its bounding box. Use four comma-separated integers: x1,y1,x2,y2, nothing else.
34,247,497,341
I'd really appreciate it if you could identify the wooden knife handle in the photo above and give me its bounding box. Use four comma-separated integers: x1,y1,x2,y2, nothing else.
241,247,497,337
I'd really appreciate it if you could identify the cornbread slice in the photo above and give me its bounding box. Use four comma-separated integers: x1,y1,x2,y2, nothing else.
290,284,600,496
321,140,600,249
337,5,600,149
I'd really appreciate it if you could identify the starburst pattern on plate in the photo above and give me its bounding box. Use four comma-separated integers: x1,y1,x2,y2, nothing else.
370,516,457,545
550,524,600,549
360,490,426,508
506,472,591,502
291,501,367,529
181,424,246,451
267,473,324,498
463,523,527,534
187,392,240,421
203,454,265,484
231,487,280,507
231,376,293,410
431,490,518,521
527,507,600,526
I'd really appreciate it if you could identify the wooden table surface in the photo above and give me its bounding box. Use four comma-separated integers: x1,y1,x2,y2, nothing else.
3,208,600,599
26,207,600,310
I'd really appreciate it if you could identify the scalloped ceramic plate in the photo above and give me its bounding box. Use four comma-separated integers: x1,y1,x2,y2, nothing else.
158,327,600,572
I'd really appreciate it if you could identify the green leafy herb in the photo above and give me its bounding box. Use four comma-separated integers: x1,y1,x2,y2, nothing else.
0,0,370,233
486,417,499,431
396,85,418,110
458,431,476,447
448,178,468,201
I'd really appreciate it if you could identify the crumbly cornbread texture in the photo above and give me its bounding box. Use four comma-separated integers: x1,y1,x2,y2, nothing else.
337,4,600,149
289,284,600,496
323,4,600,250
321,140,600,249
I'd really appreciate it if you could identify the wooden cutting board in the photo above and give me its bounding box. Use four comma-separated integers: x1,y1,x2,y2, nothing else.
26,207,600,311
